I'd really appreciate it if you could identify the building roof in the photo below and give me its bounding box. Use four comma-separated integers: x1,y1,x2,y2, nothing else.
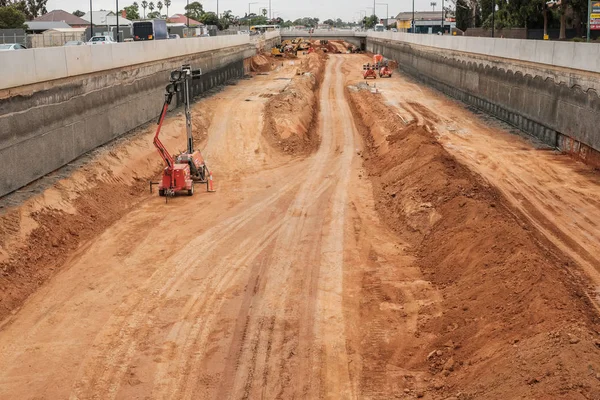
33,10,89,26
44,28,87,33
25,21,71,31
168,14,202,26
395,11,446,21
81,11,132,26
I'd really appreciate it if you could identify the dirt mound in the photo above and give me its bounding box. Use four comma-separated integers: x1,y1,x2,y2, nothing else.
249,54,273,73
262,53,325,154
346,87,600,398
0,105,213,323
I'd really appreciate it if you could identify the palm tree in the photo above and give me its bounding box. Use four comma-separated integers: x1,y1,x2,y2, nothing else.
157,1,163,17
148,1,155,15
165,0,171,19
141,0,148,18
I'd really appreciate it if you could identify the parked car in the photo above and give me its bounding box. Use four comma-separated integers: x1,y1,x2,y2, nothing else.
391,28,398,32
0,43,27,51
168,34,180,39
64,40,85,46
88,36,116,45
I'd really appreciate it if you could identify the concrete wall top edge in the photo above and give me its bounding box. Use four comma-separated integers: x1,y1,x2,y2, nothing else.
0,34,252,91
367,32,600,74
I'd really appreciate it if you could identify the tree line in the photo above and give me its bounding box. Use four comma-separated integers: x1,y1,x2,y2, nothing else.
450,0,591,39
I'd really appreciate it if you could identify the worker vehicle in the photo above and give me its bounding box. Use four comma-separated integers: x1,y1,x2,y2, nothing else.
133,19,168,41
379,61,393,78
152,65,213,199
363,63,377,79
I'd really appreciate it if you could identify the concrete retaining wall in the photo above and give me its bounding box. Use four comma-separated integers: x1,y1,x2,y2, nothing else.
0,35,250,91
0,43,256,197
367,36,600,166
368,32,600,75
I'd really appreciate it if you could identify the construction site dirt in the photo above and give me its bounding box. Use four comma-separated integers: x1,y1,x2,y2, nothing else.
1,45,600,399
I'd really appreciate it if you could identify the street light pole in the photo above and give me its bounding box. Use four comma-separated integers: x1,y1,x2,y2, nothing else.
412,0,415,33
491,0,495,37
588,0,592,42
441,0,444,33
187,0,189,28
90,0,93,38
116,0,119,42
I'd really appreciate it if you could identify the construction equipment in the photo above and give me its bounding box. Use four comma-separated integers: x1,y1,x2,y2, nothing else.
363,63,377,79
373,54,384,65
379,61,393,78
152,65,214,199
271,45,285,57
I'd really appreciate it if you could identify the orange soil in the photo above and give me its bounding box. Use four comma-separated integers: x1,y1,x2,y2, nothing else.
346,85,600,399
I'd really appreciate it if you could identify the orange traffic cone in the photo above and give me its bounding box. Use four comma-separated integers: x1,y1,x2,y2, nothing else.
207,172,215,192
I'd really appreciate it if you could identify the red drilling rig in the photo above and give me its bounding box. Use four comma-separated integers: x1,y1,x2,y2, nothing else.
152,65,214,200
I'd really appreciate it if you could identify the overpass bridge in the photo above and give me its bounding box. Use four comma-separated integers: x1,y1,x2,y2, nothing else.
280,29,367,48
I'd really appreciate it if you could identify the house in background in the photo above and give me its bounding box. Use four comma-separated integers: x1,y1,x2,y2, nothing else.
395,11,455,34
25,21,71,34
167,14,202,27
81,11,132,28
33,10,90,28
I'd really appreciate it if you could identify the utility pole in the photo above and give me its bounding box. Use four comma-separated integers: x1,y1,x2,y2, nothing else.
187,0,189,28
90,0,93,38
588,0,592,42
412,0,415,33
441,0,444,33
269,0,271,20
373,0,377,24
116,0,119,42
376,3,388,21
491,0,495,37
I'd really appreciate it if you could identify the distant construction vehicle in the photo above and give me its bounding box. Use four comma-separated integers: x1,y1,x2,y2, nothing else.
363,63,377,79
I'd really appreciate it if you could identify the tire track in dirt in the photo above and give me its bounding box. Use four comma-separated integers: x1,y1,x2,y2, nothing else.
70,169,307,399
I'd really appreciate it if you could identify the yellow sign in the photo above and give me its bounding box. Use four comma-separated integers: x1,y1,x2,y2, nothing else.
592,13,600,18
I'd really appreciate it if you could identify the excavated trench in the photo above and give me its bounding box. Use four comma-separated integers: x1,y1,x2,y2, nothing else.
0,47,599,399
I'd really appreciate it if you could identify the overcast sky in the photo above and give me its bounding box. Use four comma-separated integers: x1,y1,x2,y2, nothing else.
47,0,446,22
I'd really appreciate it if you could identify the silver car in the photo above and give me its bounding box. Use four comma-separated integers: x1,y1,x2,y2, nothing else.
87,36,116,45
0,43,27,51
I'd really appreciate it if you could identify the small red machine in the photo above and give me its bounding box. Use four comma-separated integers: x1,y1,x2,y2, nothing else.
152,65,214,199
379,61,393,78
373,54,384,64
363,63,377,79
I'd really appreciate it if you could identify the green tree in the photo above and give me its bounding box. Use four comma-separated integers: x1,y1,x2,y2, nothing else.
363,14,379,29
148,1,154,14
184,1,204,21
0,5,26,29
323,18,334,26
455,0,470,30
156,1,163,17
24,0,47,18
165,0,171,18
141,0,148,18
124,2,140,20
219,9,233,29
72,9,85,17
147,11,160,18
200,11,219,26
